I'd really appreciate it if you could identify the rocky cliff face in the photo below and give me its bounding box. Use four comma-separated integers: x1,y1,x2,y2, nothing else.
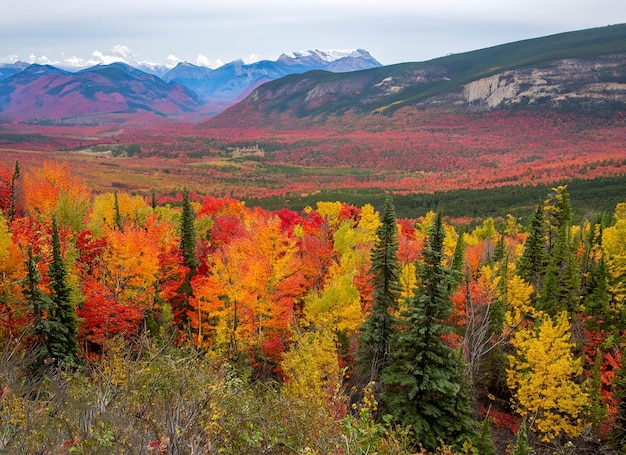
461,54,626,110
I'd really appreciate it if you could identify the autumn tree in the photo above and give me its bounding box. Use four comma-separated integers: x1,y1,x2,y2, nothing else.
507,311,589,443
381,212,475,451
356,196,400,385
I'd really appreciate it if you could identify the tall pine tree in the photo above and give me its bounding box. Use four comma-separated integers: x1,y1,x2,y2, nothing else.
517,201,547,300
23,244,54,370
46,215,81,367
382,213,475,450
356,196,400,385
175,188,199,326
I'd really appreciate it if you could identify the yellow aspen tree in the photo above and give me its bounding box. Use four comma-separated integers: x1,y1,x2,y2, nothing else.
506,311,590,442
88,192,153,235
503,272,537,329
281,329,341,406
315,201,343,231
603,214,626,310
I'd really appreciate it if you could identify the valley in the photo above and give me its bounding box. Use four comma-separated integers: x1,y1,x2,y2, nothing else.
1,107,625,221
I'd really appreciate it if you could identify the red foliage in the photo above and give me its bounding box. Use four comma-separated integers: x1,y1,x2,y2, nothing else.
75,229,107,274
77,279,143,355
275,208,303,236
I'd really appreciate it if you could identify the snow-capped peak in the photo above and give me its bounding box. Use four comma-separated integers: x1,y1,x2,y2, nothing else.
282,49,370,63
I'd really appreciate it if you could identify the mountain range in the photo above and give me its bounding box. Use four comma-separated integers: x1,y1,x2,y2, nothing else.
208,24,626,128
0,49,381,122
2,25,626,125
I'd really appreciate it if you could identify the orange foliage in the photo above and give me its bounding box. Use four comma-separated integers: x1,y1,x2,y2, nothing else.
23,161,91,221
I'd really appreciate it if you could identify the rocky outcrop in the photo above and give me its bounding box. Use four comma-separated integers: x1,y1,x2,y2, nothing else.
462,54,626,110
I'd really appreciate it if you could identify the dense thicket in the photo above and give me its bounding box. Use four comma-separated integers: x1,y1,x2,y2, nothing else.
1,161,625,454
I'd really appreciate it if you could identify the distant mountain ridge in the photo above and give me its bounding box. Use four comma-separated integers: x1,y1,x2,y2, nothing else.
161,49,381,113
0,49,381,122
208,24,626,128
0,62,203,123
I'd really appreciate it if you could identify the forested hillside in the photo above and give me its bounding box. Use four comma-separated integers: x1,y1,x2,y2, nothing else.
1,161,626,454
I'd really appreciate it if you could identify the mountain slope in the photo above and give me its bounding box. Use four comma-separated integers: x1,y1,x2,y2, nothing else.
0,62,204,123
0,62,29,81
207,24,626,127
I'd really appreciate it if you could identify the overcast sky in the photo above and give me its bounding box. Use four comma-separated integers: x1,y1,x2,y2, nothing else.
2,0,625,69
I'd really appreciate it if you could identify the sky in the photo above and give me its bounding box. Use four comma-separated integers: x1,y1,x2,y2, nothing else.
2,0,625,70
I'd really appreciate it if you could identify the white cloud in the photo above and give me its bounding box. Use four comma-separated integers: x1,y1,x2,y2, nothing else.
194,54,212,67
0,54,20,64
165,54,182,68
28,54,60,66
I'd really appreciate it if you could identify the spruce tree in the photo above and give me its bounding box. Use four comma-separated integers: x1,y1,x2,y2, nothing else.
516,202,546,299
113,190,123,231
8,160,20,221
175,188,199,325
356,196,400,384
538,186,579,316
46,215,80,367
23,244,54,370
381,213,475,451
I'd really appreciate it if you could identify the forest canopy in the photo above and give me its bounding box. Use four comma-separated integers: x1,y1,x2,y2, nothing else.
0,160,625,454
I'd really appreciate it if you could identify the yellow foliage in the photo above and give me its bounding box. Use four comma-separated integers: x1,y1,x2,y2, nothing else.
0,214,11,264
398,262,417,311
506,312,589,442
89,192,152,235
614,202,626,221
281,330,341,406
303,272,362,333
419,211,437,236
356,203,380,243
316,201,343,230
503,273,537,329
603,218,626,306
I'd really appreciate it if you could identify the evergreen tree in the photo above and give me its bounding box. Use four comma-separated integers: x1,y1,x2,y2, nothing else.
23,244,54,370
356,196,400,384
46,215,81,367
175,188,200,326
113,190,123,231
538,186,579,316
8,160,20,221
517,202,546,300
381,213,475,451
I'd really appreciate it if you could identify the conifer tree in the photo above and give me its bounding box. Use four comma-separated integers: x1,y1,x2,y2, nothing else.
381,212,475,451
46,215,81,367
23,244,54,369
538,186,579,316
517,202,546,299
8,160,20,221
113,190,123,231
356,196,400,384
176,188,200,325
